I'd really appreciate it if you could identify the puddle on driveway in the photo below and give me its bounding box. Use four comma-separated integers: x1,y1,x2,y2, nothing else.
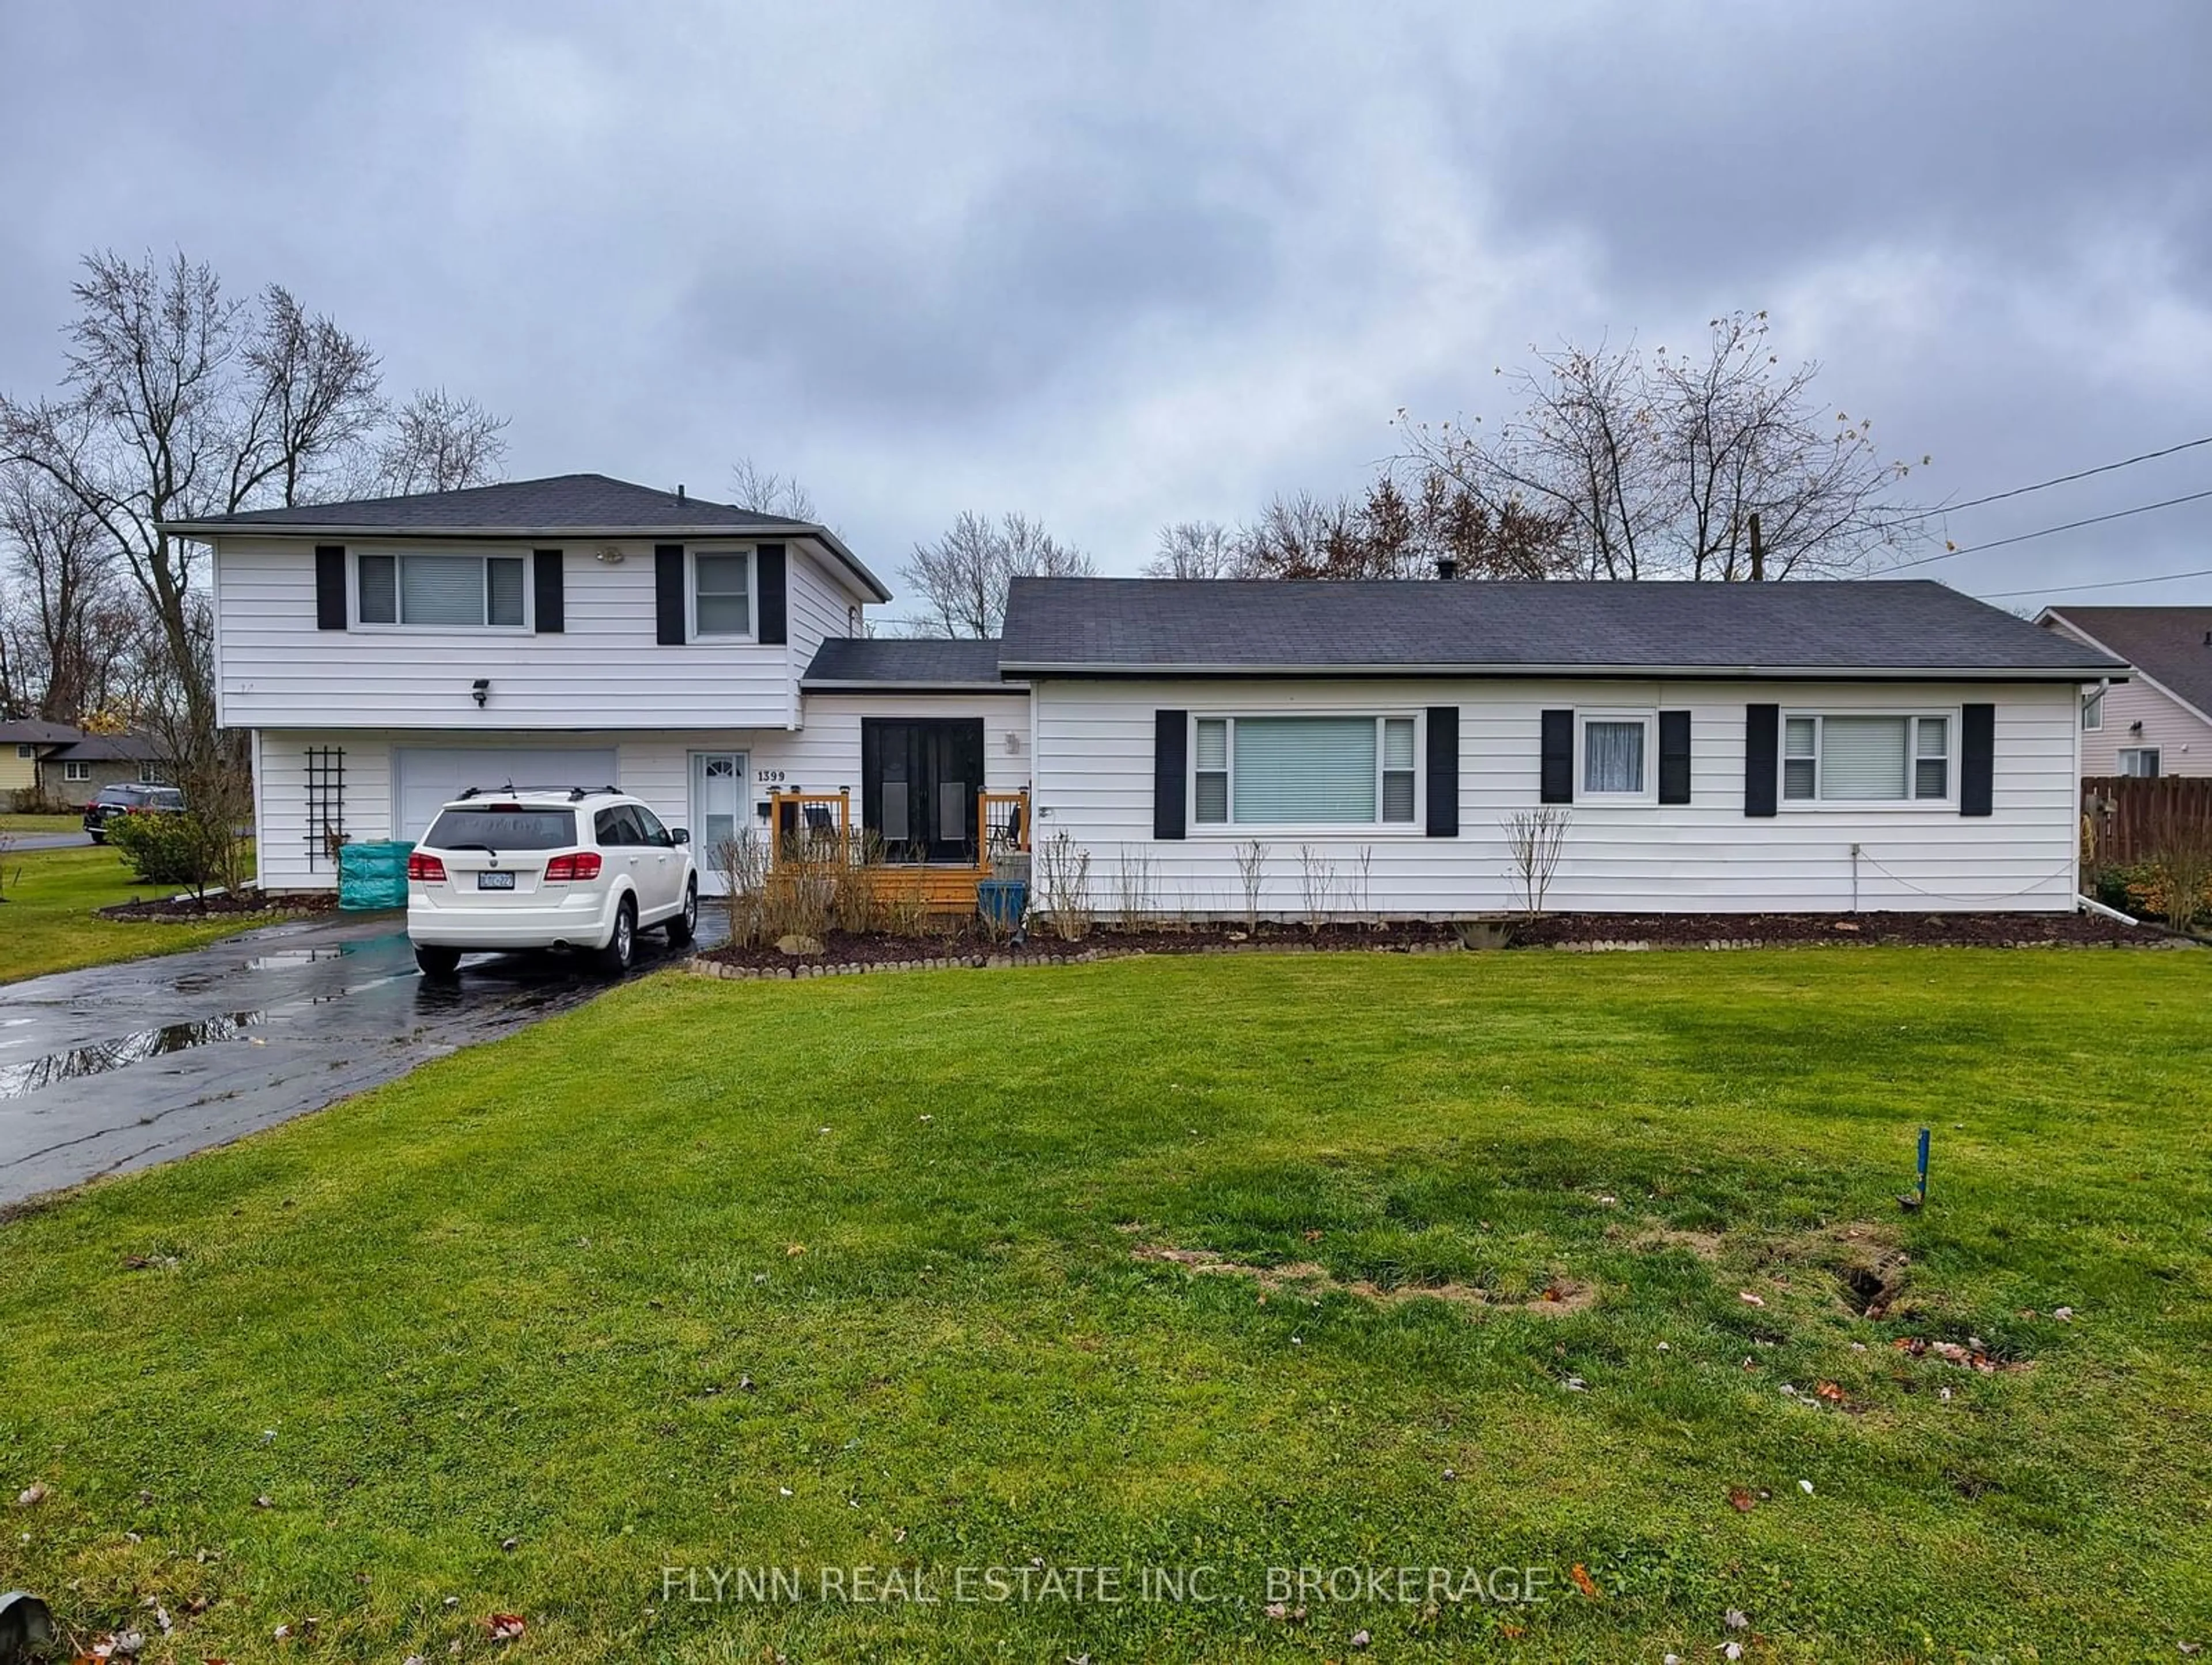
245,946,355,970
0,1013,268,1099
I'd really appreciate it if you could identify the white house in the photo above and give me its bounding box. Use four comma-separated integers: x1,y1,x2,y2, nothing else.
2038,606,2212,778
169,475,2125,916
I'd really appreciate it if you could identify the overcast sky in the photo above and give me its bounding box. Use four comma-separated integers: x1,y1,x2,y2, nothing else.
2,0,2207,611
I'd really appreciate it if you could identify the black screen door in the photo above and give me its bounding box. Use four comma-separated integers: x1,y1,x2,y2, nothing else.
861,718,985,862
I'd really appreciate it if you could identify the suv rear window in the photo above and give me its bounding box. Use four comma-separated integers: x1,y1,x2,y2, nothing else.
423,805,578,850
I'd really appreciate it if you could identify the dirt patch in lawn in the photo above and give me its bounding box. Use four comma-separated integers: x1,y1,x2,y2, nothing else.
97,891,336,923
1134,1244,1595,1315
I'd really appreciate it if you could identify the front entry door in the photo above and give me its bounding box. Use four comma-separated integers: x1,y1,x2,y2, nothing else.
689,751,749,892
862,719,984,863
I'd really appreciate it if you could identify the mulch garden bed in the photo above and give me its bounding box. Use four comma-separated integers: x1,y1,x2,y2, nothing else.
694,909,2168,978
97,890,339,924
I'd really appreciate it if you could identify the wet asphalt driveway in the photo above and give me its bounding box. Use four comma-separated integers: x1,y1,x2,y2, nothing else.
0,912,710,1208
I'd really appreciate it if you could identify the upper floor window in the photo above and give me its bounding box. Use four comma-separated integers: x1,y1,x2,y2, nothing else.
2082,689,2104,731
1193,714,1418,827
1783,713,1949,803
691,551,753,639
2119,747,2161,778
63,760,90,782
358,553,526,629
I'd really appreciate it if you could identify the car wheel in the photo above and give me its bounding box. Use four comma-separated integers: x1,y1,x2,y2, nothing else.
88,831,105,845
596,897,637,975
414,944,462,979
666,879,698,945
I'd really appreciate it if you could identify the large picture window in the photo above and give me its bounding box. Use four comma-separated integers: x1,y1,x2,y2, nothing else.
358,553,525,629
1192,715,1418,827
1782,713,1950,803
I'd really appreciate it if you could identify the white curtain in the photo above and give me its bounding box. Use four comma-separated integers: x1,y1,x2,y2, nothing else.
1583,720,1645,793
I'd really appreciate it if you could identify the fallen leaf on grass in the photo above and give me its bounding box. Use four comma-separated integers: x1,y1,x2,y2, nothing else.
1725,1608,1749,1629
487,1613,527,1641
1737,1291,1765,1307
1569,1563,1600,1599
783,1244,806,1258
16,1482,47,1507
1726,1487,1756,1512
1814,1381,1846,1402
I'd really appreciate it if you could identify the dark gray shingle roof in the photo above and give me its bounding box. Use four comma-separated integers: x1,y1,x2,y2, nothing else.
802,637,1019,689
2043,607,2212,716
1000,578,2123,679
48,731,161,762
161,473,891,601
0,719,86,746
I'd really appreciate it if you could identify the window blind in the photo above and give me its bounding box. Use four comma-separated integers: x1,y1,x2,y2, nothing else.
695,554,751,635
1818,716,1908,799
488,558,525,627
1232,717,1377,823
399,555,483,626
358,554,397,624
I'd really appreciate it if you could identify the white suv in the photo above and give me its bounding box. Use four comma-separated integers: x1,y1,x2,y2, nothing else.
406,787,699,979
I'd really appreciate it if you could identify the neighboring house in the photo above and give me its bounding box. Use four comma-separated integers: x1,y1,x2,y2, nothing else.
0,720,87,810
168,475,2124,914
2037,606,2212,778
40,731,171,808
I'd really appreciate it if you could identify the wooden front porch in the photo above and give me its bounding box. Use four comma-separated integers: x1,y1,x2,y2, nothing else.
766,788,1029,911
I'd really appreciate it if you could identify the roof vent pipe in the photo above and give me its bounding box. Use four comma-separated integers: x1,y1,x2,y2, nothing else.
676,483,686,504
1434,558,1457,581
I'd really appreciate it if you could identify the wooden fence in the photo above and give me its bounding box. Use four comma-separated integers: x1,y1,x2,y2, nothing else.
2081,775,2212,867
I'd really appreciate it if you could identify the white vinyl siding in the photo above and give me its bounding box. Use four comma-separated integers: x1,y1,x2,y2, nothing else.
213,537,873,731
1029,678,2080,917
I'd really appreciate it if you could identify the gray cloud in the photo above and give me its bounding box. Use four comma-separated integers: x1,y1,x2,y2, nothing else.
1,0,2206,607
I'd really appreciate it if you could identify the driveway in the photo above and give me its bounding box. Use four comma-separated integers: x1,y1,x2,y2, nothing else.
0,910,714,1209
6,830,91,850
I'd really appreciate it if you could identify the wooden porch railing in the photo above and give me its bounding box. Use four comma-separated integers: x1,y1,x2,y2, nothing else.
766,788,1029,875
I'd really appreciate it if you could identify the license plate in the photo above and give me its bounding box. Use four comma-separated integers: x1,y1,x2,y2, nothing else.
476,871,516,891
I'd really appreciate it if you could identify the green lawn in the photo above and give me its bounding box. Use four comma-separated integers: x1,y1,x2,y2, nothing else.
0,843,271,983
1,951,2207,1661
0,811,80,834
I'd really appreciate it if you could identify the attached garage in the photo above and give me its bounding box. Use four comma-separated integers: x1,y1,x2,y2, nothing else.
392,746,620,841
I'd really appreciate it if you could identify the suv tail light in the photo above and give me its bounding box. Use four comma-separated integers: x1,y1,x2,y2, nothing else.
406,852,447,881
543,851,603,882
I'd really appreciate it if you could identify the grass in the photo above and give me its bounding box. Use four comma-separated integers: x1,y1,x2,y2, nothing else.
0,811,81,834
1,949,2208,1661
0,843,270,984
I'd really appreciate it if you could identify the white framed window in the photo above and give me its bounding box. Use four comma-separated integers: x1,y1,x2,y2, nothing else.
63,760,90,782
690,550,755,640
1576,712,1656,801
2119,747,2161,778
1782,712,1952,804
2082,689,2104,732
357,552,527,629
137,763,161,785
1191,714,1419,828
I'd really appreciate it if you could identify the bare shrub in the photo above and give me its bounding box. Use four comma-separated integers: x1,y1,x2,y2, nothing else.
1234,838,1267,932
830,830,886,936
1502,807,1571,918
1297,844,1339,930
1035,829,1093,941
716,833,770,948
1113,847,1156,930
2148,809,2212,932
1353,845,1376,921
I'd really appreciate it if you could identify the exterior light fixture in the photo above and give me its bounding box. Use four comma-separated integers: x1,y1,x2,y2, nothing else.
472,679,491,709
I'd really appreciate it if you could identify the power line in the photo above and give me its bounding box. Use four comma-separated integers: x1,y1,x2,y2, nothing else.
1887,486,2212,572
1978,565,2212,601
1904,432,2212,523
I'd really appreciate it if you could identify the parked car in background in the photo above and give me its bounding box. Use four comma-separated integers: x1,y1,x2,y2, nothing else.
404,787,699,979
82,782,185,843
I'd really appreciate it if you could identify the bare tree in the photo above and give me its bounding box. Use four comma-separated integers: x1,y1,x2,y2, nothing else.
0,251,501,740
371,388,509,497
0,464,139,719
1502,807,1571,918
1146,520,1248,578
898,510,1094,637
728,457,817,521
1400,312,1924,580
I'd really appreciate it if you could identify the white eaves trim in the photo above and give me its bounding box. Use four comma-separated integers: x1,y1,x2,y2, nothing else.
997,660,2127,682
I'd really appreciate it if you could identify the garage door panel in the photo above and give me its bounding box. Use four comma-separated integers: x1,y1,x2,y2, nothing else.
394,747,619,840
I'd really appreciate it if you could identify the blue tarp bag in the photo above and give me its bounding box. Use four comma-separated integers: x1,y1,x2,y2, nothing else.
337,841,414,911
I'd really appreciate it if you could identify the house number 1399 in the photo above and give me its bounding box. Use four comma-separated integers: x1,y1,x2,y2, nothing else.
756,769,786,783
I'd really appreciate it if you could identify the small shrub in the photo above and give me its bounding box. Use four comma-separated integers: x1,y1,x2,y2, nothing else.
107,812,214,887
1035,830,1092,942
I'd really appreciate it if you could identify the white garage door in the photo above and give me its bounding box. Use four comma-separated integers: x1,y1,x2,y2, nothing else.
393,746,621,841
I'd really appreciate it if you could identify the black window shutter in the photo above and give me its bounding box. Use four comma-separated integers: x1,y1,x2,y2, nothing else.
1153,709,1188,840
1744,703,1779,817
654,545,685,646
1425,705,1459,836
1960,702,1995,816
756,543,787,645
314,545,346,630
1658,709,1692,804
532,548,564,634
1539,709,1574,804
